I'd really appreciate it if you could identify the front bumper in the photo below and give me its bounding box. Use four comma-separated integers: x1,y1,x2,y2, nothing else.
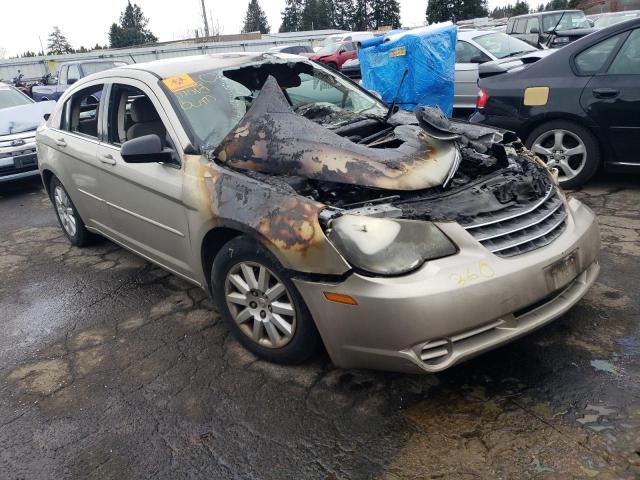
293,198,600,373
0,133,38,183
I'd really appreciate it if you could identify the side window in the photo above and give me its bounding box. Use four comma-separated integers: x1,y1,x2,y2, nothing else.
67,65,80,84
575,33,626,74
59,66,68,85
59,84,104,139
107,83,170,148
506,19,514,34
343,42,356,52
608,29,640,74
514,18,527,34
526,17,540,34
455,41,487,63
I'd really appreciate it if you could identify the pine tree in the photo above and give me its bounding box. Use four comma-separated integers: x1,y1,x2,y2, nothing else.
372,0,401,29
512,1,530,15
242,0,270,33
352,0,374,30
47,26,72,55
280,0,305,32
109,1,157,48
333,0,356,29
426,0,488,24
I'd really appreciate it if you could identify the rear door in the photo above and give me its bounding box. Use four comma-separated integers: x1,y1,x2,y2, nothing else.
47,82,111,227
96,78,193,279
580,28,640,165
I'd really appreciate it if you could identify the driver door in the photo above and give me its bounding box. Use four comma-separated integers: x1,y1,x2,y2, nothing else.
96,79,194,280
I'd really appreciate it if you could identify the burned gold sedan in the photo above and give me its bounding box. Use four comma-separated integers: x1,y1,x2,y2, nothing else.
36,53,600,373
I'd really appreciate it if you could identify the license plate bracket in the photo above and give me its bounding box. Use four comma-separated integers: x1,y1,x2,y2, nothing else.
545,250,579,290
13,153,37,169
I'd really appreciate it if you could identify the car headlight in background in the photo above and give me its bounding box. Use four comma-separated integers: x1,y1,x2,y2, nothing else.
326,215,457,276
552,37,570,44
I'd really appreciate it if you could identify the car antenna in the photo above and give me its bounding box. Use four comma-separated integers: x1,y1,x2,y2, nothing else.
384,68,409,122
546,11,566,48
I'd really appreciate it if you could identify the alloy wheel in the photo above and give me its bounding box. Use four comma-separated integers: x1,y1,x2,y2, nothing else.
530,129,587,182
54,185,77,237
224,261,296,349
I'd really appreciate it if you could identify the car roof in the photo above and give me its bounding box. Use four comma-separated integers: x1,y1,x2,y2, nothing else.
119,52,301,79
61,59,126,66
511,9,582,19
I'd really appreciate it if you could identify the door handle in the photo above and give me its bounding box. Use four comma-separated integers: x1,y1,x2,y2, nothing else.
593,88,619,99
54,138,67,147
99,154,116,166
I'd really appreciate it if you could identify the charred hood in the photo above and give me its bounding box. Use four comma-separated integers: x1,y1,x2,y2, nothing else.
214,76,457,191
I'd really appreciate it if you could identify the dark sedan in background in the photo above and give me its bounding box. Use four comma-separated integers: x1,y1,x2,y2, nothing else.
471,18,640,187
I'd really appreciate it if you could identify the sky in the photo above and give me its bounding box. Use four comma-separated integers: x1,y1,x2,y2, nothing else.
1,0,511,58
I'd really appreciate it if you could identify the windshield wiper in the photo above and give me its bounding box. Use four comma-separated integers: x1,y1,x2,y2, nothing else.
503,50,532,58
384,68,409,122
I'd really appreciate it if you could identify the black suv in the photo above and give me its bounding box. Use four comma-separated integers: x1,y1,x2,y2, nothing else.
507,10,595,48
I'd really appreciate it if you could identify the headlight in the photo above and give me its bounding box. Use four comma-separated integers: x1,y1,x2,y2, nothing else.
326,215,457,276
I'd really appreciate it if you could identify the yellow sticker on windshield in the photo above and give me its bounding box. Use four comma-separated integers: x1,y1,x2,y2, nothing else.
163,74,197,92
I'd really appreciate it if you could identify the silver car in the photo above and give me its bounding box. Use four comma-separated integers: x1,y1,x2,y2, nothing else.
36,53,600,373
0,83,54,182
455,30,555,109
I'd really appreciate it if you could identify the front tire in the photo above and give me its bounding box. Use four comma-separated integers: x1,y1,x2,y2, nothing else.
50,176,93,246
211,236,320,364
525,120,600,188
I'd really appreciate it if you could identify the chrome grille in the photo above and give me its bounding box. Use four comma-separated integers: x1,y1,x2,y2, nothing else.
462,187,567,258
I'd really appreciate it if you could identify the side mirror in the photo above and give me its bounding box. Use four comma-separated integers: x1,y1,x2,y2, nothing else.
588,19,594,27
530,26,539,34
121,134,175,165
67,78,78,85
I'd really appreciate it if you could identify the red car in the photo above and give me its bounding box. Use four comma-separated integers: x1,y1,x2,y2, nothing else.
303,41,358,70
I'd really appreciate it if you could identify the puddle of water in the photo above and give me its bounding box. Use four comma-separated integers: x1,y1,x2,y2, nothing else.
590,359,618,374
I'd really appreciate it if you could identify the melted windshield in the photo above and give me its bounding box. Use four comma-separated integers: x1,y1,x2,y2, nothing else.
163,60,386,149
473,32,537,58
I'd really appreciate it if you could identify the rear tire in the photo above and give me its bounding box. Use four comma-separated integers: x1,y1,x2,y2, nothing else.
211,236,320,364
525,120,600,189
50,176,93,247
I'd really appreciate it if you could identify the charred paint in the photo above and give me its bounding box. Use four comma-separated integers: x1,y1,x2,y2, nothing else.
214,76,457,191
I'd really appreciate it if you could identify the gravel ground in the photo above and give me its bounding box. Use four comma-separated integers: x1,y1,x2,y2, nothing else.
0,174,639,479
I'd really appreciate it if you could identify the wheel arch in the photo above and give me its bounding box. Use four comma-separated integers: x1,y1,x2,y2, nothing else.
41,168,55,198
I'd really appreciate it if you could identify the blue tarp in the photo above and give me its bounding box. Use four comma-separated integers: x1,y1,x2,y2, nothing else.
358,23,457,117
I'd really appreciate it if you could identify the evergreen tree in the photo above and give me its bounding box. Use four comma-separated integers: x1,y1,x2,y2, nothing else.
352,0,374,30
427,0,488,24
108,1,157,48
372,0,401,29
512,1,530,15
242,0,270,33
280,0,305,32
333,0,356,30
47,26,72,55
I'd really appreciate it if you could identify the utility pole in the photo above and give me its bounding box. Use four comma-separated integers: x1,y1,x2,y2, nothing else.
200,0,210,38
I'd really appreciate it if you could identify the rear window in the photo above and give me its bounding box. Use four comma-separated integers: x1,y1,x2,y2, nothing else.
574,32,625,74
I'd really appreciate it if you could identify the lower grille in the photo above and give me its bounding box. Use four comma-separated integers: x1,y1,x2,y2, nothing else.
462,187,567,258
419,320,505,365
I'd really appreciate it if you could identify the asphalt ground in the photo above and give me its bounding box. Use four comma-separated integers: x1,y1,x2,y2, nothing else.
1,173,639,479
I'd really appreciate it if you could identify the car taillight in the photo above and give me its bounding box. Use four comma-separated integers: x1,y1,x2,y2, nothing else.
476,88,488,109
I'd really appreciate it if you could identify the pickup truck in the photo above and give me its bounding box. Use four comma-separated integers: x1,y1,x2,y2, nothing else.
32,59,127,101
